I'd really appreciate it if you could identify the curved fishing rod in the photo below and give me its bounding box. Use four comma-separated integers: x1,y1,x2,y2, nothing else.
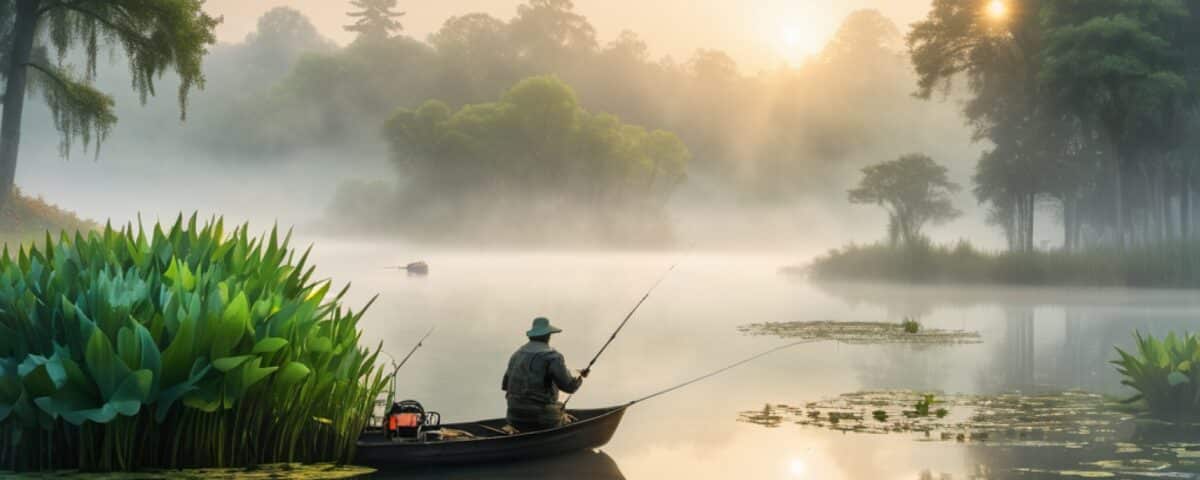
385,326,435,405
562,263,677,408
628,340,814,405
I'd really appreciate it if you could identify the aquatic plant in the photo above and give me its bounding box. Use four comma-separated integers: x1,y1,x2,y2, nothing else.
1113,331,1200,421
738,321,980,345
0,216,388,471
901,317,921,334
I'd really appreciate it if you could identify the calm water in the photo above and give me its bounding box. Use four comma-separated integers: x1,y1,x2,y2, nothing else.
306,241,1200,479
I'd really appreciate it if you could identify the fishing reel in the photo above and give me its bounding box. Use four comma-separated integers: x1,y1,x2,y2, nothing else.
386,399,441,440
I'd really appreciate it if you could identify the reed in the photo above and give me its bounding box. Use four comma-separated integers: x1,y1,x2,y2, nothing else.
0,215,388,471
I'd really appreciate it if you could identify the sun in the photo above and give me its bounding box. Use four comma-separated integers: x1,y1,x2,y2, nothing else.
788,458,808,477
986,0,1008,19
777,26,822,64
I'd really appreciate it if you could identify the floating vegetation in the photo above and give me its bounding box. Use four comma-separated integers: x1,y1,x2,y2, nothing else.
1113,331,1200,422
0,463,374,479
739,390,1200,478
902,317,921,334
0,216,389,471
737,321,981,345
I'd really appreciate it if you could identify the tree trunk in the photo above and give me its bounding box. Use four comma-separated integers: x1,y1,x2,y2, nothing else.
0,1,38,210
1182,162,1192,240
1114,156,1125,249
1185,171,1195,240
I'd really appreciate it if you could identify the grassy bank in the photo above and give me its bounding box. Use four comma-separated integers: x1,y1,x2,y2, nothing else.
0,189,96,244
807,240,1200,288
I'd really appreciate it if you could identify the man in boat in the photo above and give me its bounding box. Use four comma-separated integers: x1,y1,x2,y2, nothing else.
502,317,589,431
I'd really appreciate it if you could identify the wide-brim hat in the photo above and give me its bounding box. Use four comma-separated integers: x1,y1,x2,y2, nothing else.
527,317,563,337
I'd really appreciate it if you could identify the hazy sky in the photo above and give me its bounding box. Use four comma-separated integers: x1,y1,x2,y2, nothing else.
205,0,934,69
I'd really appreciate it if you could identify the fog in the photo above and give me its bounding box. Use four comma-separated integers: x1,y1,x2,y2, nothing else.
12,1,1018,252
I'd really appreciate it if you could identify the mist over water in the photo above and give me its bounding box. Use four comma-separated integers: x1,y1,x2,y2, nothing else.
304,244,1199,479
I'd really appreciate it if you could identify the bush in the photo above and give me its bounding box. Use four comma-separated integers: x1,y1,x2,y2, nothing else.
0,215,387,471
1113,331,1200,422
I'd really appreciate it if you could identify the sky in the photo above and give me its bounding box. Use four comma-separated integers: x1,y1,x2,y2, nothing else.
205,0,935,69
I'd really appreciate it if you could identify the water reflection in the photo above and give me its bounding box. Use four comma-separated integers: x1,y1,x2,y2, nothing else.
369,450,624,479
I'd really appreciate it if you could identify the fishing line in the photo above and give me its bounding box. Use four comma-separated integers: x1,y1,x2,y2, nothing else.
628,340,815,405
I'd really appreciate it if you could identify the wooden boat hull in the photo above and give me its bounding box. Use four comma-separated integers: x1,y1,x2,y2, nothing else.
356,406,627,466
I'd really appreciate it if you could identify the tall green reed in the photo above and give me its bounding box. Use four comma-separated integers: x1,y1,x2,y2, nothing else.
0,215,388,471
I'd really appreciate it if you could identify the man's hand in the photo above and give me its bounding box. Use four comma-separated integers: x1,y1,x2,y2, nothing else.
580,368,590,378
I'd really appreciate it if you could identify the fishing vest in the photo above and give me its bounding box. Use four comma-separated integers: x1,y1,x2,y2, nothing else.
504,341,568,405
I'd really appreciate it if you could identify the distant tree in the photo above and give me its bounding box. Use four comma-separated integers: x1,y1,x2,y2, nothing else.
241,7,335,84
384,76,689,202
849,154,962,246
509,0,597,65
0,0,219,209
345,0,405,42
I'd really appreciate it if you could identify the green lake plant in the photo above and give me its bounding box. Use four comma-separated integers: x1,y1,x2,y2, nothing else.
0,215,388,471
901,317,920,334
1113,331,1200,422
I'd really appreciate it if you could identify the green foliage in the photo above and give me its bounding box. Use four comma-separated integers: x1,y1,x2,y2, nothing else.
1113,331,1200,421
0,215,387,471
365,75,690,242
901,317,921,334
809,240,1200,287
8,0,221,155
848,154,961,246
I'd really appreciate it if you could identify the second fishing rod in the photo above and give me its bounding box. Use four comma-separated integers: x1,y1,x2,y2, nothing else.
563,263,677,407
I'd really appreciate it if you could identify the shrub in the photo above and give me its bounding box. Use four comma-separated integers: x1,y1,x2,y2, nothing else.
0,215,387,471
1113,331,1200,422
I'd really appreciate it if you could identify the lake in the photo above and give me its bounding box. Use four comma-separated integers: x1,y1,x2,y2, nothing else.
306,242,1200,479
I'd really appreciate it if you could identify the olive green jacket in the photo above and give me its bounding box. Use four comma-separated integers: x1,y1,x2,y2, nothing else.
501,340,582,405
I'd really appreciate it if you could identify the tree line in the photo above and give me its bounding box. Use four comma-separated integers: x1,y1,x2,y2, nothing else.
195,1,964,201
908,0,1200,251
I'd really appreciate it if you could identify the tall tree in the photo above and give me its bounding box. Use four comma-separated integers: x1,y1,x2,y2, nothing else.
345,0,405,42
0,0,219,209
1039,0,1190,247
908,0,1060,252
849,153,962,246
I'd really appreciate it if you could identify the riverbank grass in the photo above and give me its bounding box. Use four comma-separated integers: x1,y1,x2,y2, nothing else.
806,240,1200,288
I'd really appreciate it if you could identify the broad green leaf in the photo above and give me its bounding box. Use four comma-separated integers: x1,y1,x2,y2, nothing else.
210,292,249,359
85,329,129,400
1168,371,1190,387
212,355,253,373
252,337,288,354
276,362,311,387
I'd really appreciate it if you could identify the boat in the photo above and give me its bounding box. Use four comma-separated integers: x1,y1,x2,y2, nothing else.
355,405,628,466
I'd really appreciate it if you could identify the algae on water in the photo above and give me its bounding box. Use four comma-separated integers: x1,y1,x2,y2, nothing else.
738,321,981,345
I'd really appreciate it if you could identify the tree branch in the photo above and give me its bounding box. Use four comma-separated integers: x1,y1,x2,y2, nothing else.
24,61,71,91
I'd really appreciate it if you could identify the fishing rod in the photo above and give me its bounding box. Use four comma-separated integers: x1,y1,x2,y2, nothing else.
562,264,676,407
628,340,814,405
386,326,435,405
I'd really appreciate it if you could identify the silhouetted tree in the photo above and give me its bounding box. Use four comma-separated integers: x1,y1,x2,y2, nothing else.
849,154,962,245
345,0,405,42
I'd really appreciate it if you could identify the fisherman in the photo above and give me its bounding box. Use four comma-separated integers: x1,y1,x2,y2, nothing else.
502,317,589,431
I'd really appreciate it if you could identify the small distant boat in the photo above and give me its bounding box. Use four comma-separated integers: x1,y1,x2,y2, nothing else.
387,261,429,275
355,406,627,466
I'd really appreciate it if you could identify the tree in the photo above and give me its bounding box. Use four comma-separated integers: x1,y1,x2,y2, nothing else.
908,0,1061,252
1039,0,1191,247
849,154,962,246
345,0,405,42
0,0,219,209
